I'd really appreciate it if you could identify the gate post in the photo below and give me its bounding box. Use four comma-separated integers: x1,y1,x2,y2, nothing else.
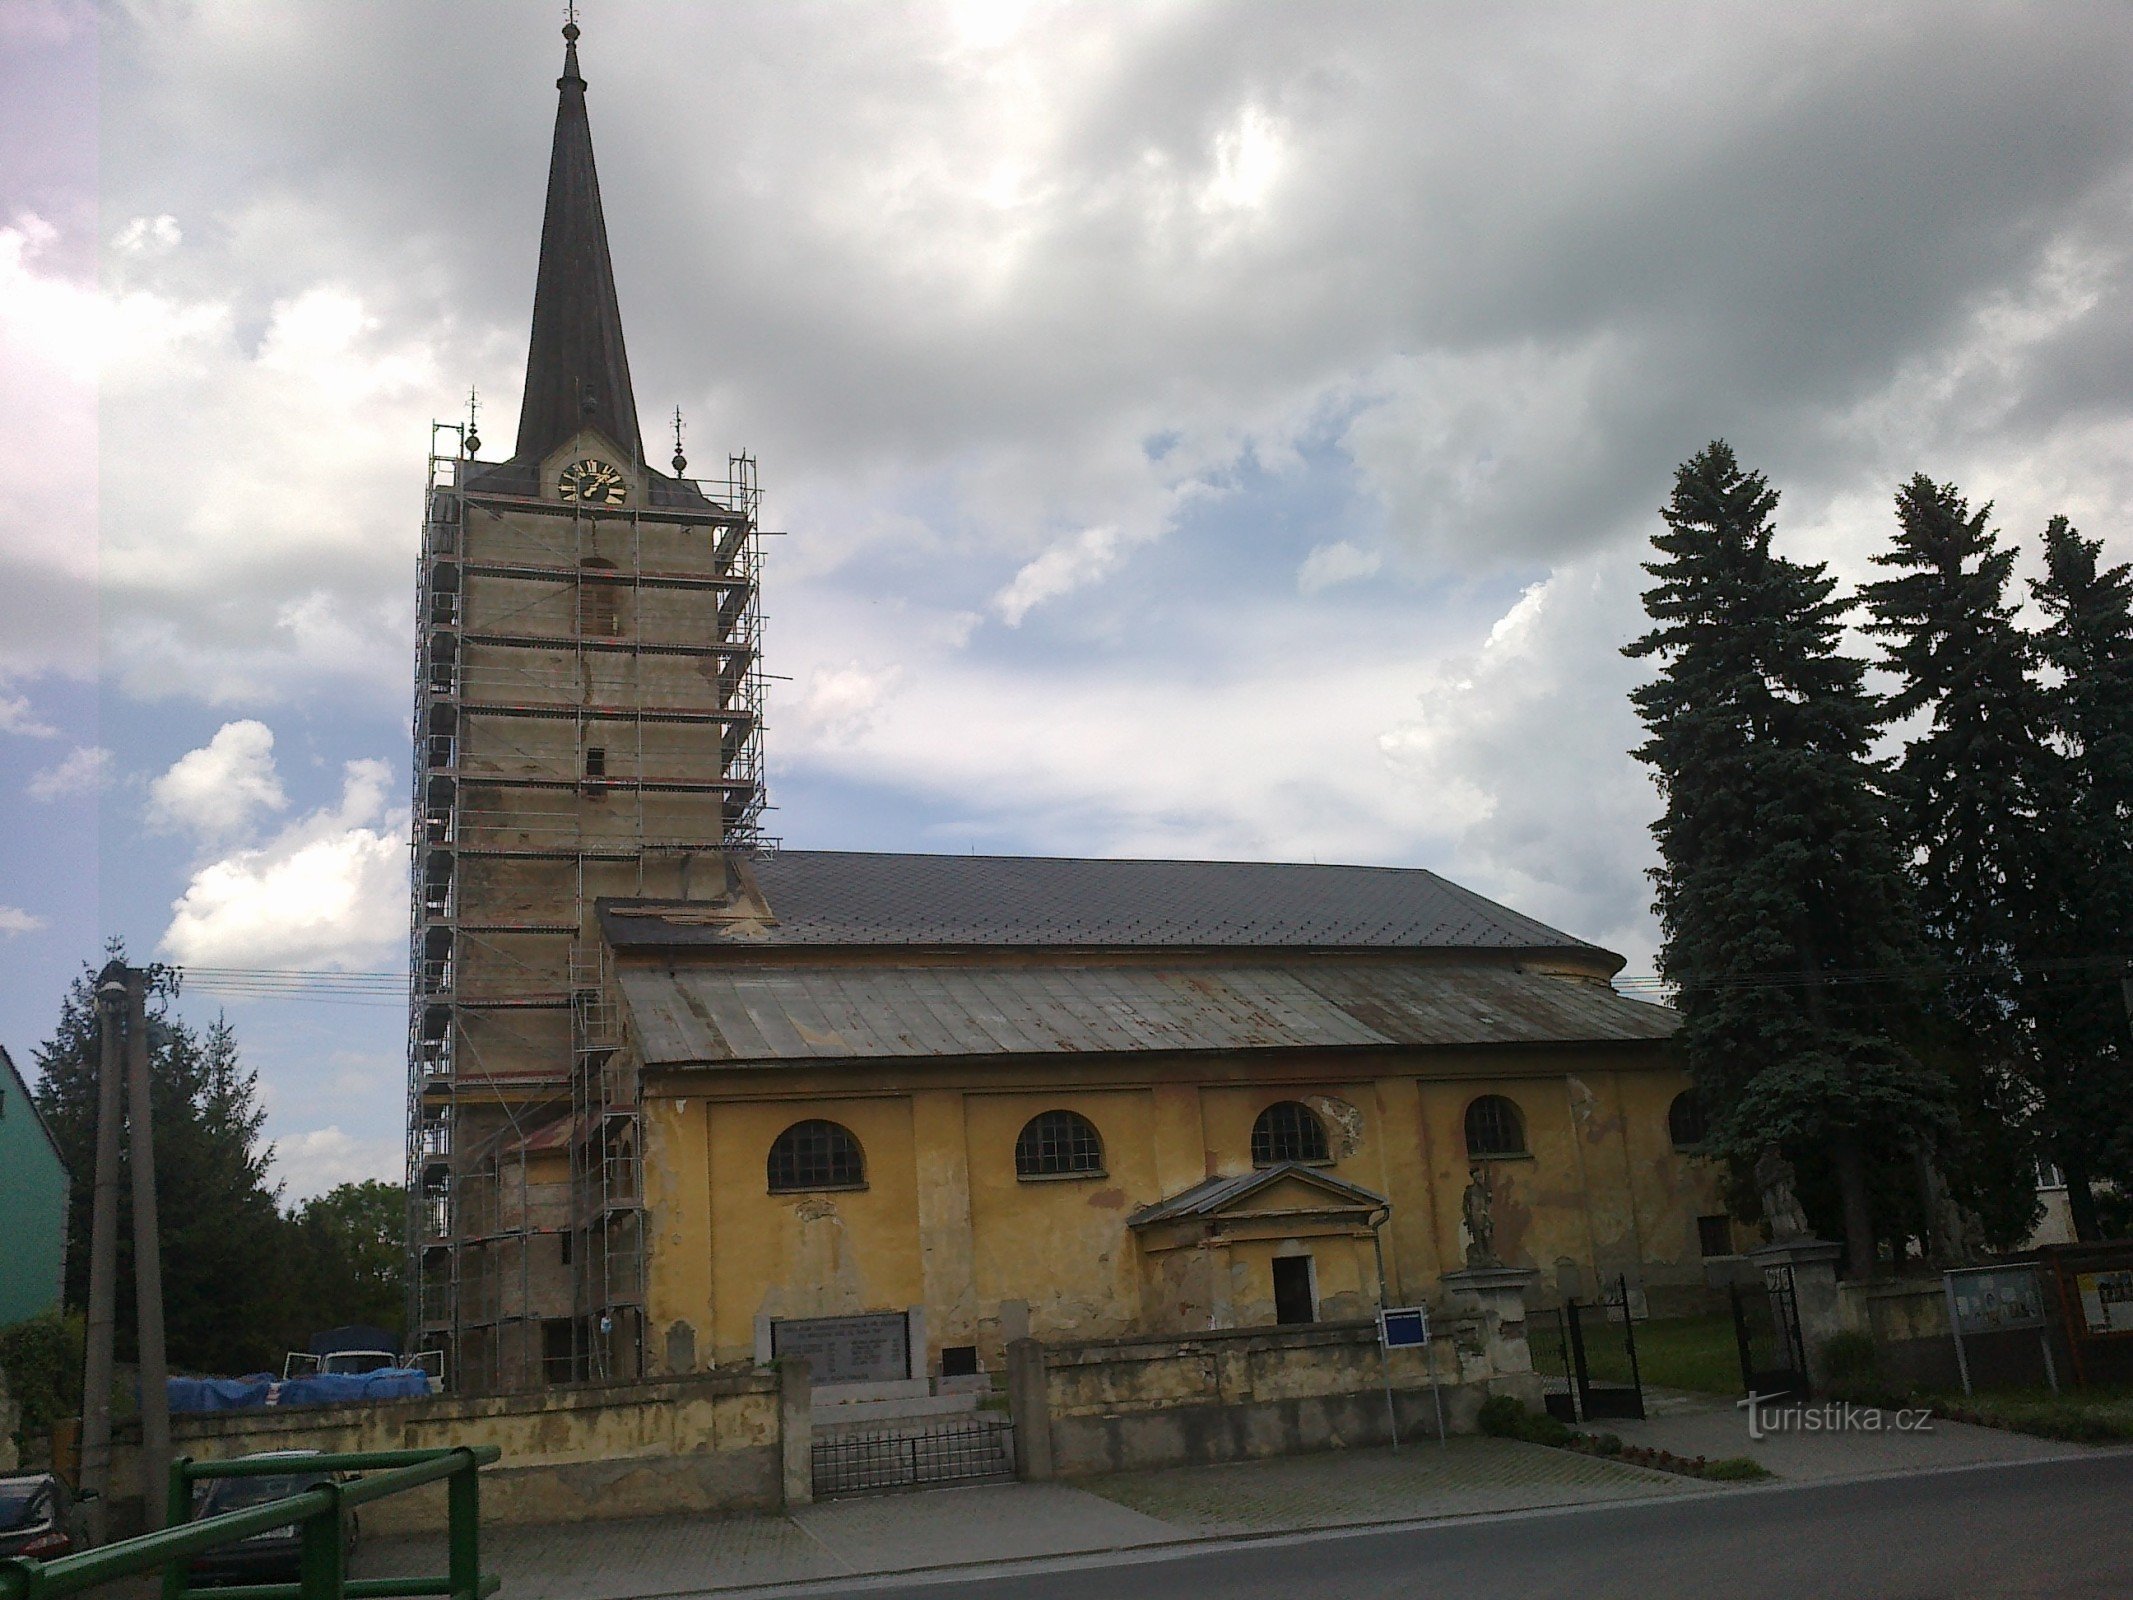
778,1356,813,1508
1006,1337,1053,1482
1441,1265,1542,1402
1750,1239,1844,1392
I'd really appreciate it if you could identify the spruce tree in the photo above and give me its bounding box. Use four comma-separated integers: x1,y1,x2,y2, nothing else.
1628,442,1947,1276
2029,517,2133,1235
32,956,294,1374
1862,478,2071,1244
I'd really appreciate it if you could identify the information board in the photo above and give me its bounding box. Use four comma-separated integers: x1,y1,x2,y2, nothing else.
1378,1307,1430,1349
2075,1269,2133,1337
769,1311,911,1385
1944,1265,2048,1336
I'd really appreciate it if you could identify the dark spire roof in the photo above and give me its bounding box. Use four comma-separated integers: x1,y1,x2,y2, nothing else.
512,19,643,466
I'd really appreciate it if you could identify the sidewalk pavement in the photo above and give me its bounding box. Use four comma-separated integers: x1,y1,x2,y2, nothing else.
1606,1387,2087,1481
354,1439,1689,1600
351,1407,2104,1600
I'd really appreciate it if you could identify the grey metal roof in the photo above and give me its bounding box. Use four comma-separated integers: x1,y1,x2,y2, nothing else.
617,960,1677,1068
601,851,1610,957
1127,1164,1389,1229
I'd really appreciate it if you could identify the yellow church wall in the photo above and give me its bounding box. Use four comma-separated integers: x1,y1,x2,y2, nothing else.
964,1091,1156,1346
637,1047,1718,1378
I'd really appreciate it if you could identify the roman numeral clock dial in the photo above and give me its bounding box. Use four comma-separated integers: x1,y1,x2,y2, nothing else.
559,457,627,504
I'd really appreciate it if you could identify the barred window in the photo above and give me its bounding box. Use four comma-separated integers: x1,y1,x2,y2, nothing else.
1251,1100,1329,1167
1669,1090,1707,1150
767,1119,865,1192
1015,1110,1105,1178
1464,1095,1525,1158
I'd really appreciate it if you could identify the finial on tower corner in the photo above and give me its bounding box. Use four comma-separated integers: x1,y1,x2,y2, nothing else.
672,406,688,476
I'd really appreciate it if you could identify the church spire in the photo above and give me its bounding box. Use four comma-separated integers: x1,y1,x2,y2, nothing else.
512,15,643,466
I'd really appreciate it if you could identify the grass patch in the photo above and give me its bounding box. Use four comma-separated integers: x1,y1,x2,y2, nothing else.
1922,1386,2133,1444
1531,1312,1742,1396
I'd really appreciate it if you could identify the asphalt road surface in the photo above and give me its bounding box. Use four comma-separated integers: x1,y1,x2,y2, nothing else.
775,1452,2133,1600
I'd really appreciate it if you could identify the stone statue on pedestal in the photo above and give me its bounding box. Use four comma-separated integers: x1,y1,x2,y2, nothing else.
1755,1148,1812,1242
1462,1164,1500,1268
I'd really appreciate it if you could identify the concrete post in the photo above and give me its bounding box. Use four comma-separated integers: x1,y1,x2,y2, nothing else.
1005,1337,1052,1482
80,973,130,1545
777,1357,812,1508
1749,1238,1846,1391
125,970,171,1529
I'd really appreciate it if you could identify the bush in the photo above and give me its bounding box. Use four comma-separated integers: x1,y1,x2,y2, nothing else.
0,1310,84,1448
1702,1456,1773,1481
1592,1431,1624,1455
1476,1395,1573,1447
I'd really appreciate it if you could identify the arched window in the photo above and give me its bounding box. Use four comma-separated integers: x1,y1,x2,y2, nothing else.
1464,1095,1526,1158
1251,1100,1329,1167
1669,1090,1707,1150
767,1120,864,1192
577,557,620,636
1014,1110,1105,1178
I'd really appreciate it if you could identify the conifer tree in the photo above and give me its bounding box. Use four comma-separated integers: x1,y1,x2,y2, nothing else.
1628,443,1947,1276
2028,517,2133,1236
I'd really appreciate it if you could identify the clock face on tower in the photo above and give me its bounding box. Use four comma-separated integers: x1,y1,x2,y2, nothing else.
558,458,627,504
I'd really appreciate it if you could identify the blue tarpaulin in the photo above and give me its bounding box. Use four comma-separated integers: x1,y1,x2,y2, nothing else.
168,1367,432,1414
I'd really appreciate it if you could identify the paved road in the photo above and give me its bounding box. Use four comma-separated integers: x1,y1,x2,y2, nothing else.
738,1453,2133,1600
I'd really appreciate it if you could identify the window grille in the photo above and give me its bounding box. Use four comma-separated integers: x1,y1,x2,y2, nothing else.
1465,1094,1526,1157
1252,1100,1329,1166
1014,1110,1104,1178
767,1119,865,1192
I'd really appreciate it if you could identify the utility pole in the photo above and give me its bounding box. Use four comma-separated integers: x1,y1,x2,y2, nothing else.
78,968,129,1545
125,968,172,1529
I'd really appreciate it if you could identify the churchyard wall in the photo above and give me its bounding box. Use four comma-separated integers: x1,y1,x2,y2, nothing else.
102,1368,781,1535
1019,1315,1539,1477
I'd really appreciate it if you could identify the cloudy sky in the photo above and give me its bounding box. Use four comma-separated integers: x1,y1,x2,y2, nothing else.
3,0,2130,1199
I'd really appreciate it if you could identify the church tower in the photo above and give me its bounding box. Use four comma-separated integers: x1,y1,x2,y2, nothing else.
405,19,766,1392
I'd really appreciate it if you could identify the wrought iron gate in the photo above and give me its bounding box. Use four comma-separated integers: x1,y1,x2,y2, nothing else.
811,1413,1017,1496
1732,1261,1808,1402
1532,1304,1579,1423
1565,1276,1647,1421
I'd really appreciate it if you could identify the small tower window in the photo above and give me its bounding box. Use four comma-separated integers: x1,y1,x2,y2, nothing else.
1669,1090,1708,1150
767,1120,865,1193
1251,1100,1329,1166
577,557,619,636
1464,1095,1526,1158
1015,1110,1104,1178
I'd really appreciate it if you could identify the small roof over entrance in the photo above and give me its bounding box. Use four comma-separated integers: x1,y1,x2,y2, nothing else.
1128,1163,1388,1231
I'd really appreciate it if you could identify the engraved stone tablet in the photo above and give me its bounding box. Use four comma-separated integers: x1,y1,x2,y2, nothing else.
769,1312,911,1385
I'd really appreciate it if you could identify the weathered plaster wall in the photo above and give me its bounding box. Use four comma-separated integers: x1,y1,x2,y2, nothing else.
641,1048,1721,1383
105,1371,780,1534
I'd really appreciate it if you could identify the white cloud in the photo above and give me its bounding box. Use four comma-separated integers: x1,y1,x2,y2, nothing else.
149,720,289,841
111,213,181,256
788,661,905,750
159,757,407,969
0,907,47,936
992,524,1133,624
26,744,112,801
0,690,57,738
1297,540,1382,594
271,1125,402,1201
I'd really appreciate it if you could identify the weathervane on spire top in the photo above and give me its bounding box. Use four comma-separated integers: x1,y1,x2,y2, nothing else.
465,387,482,457
672,407,688,476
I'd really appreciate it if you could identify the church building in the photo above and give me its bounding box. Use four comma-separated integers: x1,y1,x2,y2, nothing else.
407,23,1723,1396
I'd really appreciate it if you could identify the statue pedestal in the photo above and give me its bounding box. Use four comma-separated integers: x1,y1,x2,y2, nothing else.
1749,1238,1845,1390
1441,1265,1542,1377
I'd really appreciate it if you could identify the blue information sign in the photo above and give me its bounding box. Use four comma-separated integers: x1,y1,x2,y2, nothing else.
1379,1307,1429,1349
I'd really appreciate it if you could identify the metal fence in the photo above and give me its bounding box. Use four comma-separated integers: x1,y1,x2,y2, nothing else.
811,1414,1016,1497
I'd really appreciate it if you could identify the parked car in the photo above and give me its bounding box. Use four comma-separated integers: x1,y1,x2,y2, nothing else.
0,1473,87,1560
185,1452,358,1587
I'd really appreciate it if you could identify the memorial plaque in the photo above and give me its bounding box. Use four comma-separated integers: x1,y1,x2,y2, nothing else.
770,1312,911,1385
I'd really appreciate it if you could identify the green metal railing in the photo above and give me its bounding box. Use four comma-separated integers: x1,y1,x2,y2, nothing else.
0,1447,501,1600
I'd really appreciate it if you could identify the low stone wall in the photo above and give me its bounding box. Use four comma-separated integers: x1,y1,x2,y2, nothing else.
108,1369,783,1534
1838,1278,2060,1392
1027,1317,1537,1478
